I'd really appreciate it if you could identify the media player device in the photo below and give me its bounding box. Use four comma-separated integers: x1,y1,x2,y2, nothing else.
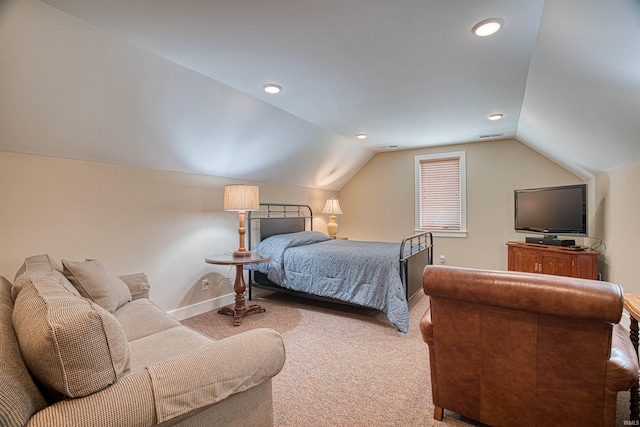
525,237,575,247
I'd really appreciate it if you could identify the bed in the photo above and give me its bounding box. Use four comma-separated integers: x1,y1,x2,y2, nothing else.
244,204,434,332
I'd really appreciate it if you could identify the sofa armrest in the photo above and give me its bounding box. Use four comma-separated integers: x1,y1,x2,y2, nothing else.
27,370,157,426
607,323,638,392
420,305,433,345
27,328,285,426
146,327,285,423
119,273,151,300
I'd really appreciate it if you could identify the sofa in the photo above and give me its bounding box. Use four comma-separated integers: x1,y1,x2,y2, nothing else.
420,265,638,427
0,254,286,426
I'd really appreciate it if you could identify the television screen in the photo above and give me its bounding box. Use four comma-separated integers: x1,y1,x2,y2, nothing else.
514,184,587,237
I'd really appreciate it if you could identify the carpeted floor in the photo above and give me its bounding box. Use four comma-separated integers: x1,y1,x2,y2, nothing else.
182,291,633,427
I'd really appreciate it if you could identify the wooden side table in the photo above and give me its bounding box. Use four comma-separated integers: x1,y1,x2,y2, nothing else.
624,293,640,421
205,253,271,326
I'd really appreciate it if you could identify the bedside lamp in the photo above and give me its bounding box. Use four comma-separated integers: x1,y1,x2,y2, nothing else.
322,198,343,238
224,185,260,257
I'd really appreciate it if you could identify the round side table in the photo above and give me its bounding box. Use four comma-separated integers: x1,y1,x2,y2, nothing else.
205,253,271,326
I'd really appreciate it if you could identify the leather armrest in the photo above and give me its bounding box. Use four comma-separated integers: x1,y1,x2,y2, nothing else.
607,323,638,392
420,305,434,345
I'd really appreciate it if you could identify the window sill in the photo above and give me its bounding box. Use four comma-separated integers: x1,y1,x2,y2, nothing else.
415,229,467,238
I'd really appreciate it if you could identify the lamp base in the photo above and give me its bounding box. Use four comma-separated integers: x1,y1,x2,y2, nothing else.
327,215,338,238
233,249,252,258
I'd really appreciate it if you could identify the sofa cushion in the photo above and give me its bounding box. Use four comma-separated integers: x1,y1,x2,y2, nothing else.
14,254,63,282
128,326,212,372
12,275,131,398
63,259,132,313
12,254,79,300
114,298,181,342
0,277,47,427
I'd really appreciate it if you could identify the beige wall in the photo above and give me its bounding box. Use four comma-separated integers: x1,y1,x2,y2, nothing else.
592,160,640,293
0,0,342,318
338,139,582,270
0,151,336,315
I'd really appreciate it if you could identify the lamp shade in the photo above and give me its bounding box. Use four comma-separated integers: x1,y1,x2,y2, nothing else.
224,185,260,211
322,198,343,215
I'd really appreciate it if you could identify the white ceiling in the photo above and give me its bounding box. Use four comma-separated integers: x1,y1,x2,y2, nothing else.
9,0,640,187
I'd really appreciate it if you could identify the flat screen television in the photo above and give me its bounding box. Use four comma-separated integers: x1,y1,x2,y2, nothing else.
514,184,587,244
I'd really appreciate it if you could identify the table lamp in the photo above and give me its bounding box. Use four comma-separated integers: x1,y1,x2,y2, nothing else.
224,184,260,257
322,198,343,238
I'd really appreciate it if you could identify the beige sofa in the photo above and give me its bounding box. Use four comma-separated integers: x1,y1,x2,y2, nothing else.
0,254,286,426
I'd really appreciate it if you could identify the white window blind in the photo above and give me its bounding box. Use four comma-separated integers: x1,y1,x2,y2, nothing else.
414,151,467,237
419,157,461,230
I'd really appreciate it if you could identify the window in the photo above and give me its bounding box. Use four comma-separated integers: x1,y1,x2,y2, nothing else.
415,151,467,237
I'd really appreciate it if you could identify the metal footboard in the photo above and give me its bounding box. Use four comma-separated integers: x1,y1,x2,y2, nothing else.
400,232,434,300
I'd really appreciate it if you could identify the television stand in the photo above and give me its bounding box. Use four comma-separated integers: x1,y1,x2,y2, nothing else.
507,242,598,279
525,236,575,247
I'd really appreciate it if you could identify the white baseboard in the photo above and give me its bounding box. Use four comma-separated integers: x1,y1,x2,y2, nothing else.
168,293,235,321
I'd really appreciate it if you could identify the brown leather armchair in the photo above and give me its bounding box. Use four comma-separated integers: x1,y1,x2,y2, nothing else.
420,265,638,427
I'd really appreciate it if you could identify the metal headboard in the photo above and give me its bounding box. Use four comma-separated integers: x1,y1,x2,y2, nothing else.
247,204,313,250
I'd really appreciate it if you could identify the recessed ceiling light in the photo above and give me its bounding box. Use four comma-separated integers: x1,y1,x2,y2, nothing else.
355,134,368,139
263,84,282,94
488,113,504,121
472,18,504,37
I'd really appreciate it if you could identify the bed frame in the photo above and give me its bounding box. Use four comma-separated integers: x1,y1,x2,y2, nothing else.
246,203,433,303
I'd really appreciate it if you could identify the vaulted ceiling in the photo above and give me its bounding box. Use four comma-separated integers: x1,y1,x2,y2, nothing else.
2,0,639,190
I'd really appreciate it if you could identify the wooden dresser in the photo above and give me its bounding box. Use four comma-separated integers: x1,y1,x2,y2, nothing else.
507,241,599,280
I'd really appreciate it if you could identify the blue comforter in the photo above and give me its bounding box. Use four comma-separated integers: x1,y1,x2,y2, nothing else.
245,231,409,332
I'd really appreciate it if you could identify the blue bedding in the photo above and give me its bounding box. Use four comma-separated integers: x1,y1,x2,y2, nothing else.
245,231,409,332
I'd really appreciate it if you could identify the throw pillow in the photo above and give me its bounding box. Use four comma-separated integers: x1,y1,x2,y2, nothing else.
63,259,132,313
12,276,131,398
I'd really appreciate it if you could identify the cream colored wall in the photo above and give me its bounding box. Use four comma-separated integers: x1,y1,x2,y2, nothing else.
338,139,582,270
0,0,342,318
0,151,336,315
592,160,640,293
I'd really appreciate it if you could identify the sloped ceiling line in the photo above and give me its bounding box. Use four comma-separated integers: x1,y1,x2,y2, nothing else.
1,0,638,189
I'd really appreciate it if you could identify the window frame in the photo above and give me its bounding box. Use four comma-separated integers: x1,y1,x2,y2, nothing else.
414,151,467,238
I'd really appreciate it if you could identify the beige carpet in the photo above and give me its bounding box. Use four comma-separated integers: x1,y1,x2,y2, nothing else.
183,291,633,427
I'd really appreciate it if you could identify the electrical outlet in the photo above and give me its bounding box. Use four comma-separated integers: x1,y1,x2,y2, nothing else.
440,255,446,264
201,279,209,291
